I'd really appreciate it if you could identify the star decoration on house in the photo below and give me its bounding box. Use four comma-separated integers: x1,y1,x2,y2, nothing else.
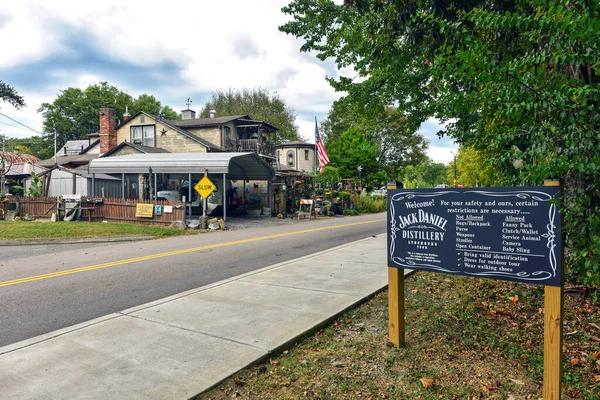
160,128,168,136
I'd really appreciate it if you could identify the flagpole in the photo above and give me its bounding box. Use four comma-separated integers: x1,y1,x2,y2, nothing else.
313,117,317,218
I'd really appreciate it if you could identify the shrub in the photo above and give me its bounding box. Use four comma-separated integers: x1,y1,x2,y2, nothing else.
343,208,359,216
357,196,387,213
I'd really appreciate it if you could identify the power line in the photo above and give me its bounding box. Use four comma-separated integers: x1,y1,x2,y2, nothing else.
0,112,44,135
0,120,34,131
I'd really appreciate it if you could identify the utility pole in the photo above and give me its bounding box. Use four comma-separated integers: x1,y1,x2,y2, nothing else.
452,151,457,187
1,132,5,194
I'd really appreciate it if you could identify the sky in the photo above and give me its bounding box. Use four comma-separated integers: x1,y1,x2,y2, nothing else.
0,0,457,163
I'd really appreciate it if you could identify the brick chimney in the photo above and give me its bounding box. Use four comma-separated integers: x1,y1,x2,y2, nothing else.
99,106,117,154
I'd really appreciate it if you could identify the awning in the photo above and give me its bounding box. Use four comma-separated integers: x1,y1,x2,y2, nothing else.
88,152,274,180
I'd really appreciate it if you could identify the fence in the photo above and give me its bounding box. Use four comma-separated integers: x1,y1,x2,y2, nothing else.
12,196,57,217
93,197,186,225
7,196,186,225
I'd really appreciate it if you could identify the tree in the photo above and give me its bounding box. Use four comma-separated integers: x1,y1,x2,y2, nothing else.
131,94,180,120
321,101,428,184
39,82,180,153
326,126,379,184
39,83,132,148
403,160,448,188
199,88,299,143
281,0,600,285
455,147,503,188
0,81,25,109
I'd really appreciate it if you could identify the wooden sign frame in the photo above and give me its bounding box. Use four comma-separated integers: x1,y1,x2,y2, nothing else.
387,180,563,399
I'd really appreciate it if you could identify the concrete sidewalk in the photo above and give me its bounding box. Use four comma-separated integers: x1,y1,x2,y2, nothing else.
0,234,401,399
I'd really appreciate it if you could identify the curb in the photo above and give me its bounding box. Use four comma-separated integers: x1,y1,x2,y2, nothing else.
0,234,154,246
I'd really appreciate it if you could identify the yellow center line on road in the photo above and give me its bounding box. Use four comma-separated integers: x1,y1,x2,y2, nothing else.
1,219,385,288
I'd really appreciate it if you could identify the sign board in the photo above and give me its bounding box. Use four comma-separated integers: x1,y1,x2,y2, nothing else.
388,186,562,286
194,176,216,199
154,205,162,216
135,203,154,218
62,194,82,203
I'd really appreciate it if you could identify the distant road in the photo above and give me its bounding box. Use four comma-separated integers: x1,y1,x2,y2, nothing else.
0,214,386,347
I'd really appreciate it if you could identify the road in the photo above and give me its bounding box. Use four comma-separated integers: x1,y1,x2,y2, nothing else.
0,214,386,347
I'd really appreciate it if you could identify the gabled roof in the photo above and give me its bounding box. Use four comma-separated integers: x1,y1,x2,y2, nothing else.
165,115,279,132
80,139,100,154
100,142,170,158
117,111,223,151
165,115,249,128
55,140,89,157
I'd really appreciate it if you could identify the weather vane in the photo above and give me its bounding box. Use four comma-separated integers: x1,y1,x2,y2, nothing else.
185,98,192,109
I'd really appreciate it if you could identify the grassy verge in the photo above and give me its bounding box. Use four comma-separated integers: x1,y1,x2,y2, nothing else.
201,273,600,399
0,220,199,240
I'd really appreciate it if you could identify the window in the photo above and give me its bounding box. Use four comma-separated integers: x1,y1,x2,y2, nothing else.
131,125,155,147
305,149,309,160
287,150,295,166
223,126,231,146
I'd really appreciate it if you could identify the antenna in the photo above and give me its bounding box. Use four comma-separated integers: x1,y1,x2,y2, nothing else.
186,98,192,109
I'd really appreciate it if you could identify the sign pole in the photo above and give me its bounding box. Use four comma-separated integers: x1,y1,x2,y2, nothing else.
388,180,405,347
203,169,207,222
543,179,563,400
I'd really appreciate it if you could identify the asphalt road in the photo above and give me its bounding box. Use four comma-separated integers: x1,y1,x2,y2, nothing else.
0,214,386,347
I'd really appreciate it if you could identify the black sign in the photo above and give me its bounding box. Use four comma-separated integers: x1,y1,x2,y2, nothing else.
387,187,562,286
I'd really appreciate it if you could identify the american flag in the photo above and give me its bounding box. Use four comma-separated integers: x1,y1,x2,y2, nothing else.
315,118,330,173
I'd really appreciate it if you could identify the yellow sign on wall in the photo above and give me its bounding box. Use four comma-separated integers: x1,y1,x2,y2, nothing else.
194,176,216,199
135,203,154,218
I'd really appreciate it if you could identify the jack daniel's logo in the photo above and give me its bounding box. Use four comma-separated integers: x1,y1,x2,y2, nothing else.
397,209,448,231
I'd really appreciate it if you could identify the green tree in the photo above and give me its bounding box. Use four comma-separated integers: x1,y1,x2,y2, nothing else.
455,147,503,188
39,83,180,154
316,165,341,190
132,94,180,120
321,102,428,184
7,136,52,160
39,82,132,149
199,88,299,143
281,0,600,285
0,81,25,109
403,160,448,188
326,126,379,184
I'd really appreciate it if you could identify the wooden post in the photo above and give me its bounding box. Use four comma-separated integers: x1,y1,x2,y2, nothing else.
543,179,563,400
388,180,405,347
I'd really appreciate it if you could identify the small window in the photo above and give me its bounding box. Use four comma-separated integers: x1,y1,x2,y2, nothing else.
287,150,295,166
131,125,155,147
305,149,309,160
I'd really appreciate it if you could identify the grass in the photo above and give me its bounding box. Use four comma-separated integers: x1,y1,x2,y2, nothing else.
200,273,600,399
0,220,200,240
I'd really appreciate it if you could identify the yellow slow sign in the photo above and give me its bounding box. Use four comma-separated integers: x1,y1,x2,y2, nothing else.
194,176,216,199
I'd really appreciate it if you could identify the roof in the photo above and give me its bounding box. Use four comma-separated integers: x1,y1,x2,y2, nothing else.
80,139,100,154
101,142,170,157
2,162,47,176
165,115,279,132
165,115,249,128
275,141,315,148
0,152,40,163
89,152,275,180
57,166,120,181
118,111,222,150
55,140,90,157
38,153,100,168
